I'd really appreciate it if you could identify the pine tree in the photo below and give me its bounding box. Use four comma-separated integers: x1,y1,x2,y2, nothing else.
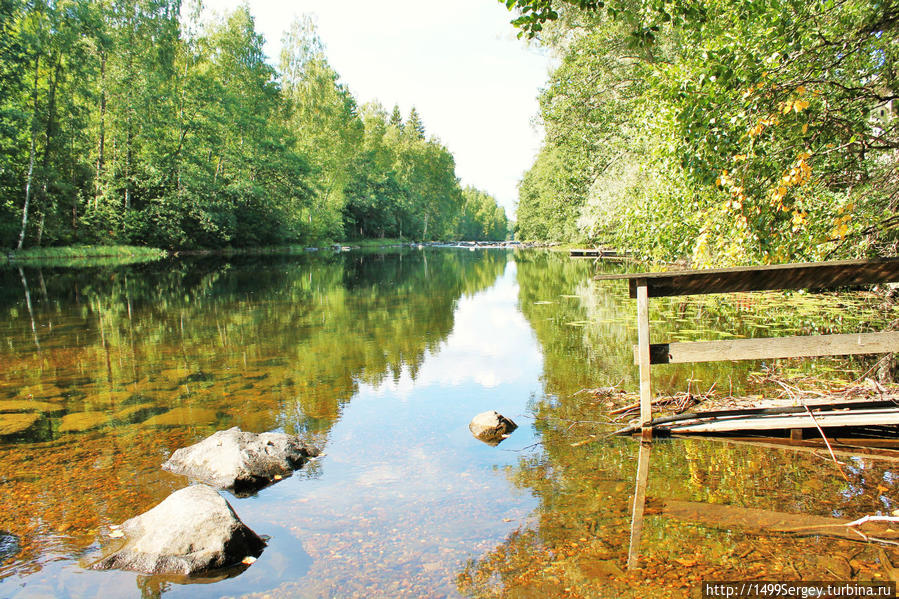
406,107,425,140
389,104,403,130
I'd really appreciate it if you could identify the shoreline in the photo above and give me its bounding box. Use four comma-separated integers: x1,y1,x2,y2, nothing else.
4,240,564,266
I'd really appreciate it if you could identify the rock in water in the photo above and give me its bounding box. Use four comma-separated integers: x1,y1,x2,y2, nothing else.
162,427,316,494
0,531,20,560
469,411,518,445
89,485,265,576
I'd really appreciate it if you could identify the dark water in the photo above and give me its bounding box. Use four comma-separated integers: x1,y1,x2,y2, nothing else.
0,249,897,598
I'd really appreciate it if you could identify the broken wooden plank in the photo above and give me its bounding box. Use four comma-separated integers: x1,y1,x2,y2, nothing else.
595,257,899,298
634,331,899,365
612,400,899,437
570,248,601,257
666,408,899,433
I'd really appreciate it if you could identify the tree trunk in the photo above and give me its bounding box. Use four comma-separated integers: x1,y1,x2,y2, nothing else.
95,53,106,207
36,211,45,247
124,122,132,210
17,55,40,250
31,56,62,247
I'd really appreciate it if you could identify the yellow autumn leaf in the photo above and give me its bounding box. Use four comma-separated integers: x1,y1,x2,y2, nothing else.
802,123,808,133
793,99,810,112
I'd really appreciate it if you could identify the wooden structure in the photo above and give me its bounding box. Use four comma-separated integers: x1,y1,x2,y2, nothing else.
570,248,631,260
595,258,899,436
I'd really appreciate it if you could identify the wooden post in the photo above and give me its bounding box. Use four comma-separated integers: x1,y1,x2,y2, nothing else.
636,280,653,437
627,440,652,570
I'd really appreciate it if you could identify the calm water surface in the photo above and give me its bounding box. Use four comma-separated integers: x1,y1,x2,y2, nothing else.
0,249,897,598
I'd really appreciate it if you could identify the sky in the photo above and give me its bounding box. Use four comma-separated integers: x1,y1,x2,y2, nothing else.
199,0,551,220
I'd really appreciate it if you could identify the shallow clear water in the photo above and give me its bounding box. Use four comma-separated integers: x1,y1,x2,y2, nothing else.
0,249,897,598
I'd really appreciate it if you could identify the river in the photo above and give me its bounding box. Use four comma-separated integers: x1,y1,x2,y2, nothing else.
0,248,896,598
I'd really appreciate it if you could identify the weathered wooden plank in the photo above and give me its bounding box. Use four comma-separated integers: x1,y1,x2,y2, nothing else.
636,281,653,430
667,408,899,433
570,248,630,258
594,258,899,297
634,331,899,365
570,248,600,257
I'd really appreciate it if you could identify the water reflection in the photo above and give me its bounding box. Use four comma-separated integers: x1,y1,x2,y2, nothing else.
0,249,517,597
627,441,651,571
1,249,898,598
453,252,899,598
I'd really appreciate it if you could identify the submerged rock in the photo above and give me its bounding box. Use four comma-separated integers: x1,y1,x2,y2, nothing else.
0,413,43,438
163,427,317,494
469,411,518,446
0,531,20,560
143,407,219,427
89,485,265,576
0,400,64,414
58,411,112,433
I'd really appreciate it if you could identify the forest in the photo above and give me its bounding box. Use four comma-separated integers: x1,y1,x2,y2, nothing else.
506,0,899,266
0,0,509,250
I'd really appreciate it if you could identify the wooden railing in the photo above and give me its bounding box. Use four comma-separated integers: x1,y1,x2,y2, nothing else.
596,258,899,435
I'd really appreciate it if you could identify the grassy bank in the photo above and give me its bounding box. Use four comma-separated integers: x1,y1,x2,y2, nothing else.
6,245,168,268
9,245,168,260
338,238,409,248
4,238,517,267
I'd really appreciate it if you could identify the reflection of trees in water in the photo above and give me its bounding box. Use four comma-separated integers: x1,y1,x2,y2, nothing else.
458,425,899,597
456,253,899,597
0,250,510,435
0,249,510,578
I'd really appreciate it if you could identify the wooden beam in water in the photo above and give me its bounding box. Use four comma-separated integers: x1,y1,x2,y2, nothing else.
634,331,899,365
595,257,899,298
666,408,899,434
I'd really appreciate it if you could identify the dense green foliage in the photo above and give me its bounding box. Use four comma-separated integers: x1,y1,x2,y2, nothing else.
0,2,508,249
506,0,899,265
457,186,510,241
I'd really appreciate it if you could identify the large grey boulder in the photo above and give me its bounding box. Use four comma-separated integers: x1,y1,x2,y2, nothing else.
162,427,316,495
469,411,518,446
89,485,265,576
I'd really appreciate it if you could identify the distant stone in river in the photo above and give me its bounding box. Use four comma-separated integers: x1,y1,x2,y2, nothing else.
89,485,265,576
469,411,518,446
163,427,317,495
0,531,20,560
